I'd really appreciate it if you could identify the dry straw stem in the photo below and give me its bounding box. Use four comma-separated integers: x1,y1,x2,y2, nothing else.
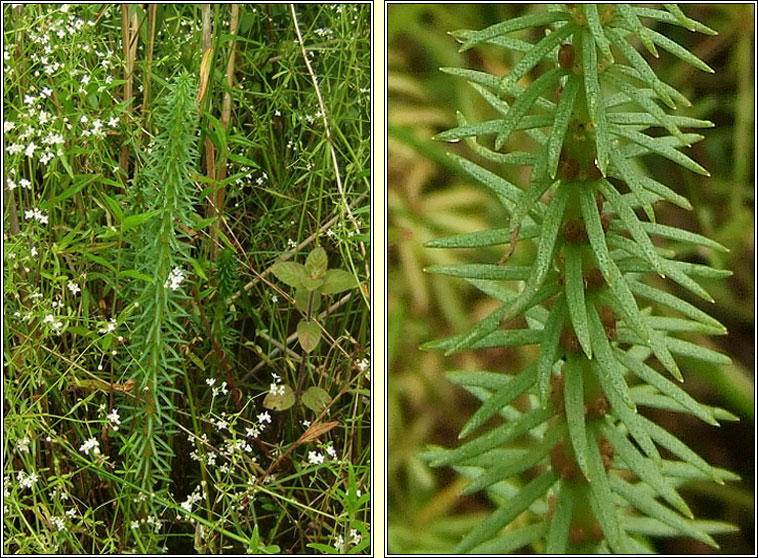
290,4,370,286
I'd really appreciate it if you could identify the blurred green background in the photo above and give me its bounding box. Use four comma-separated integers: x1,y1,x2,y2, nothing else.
386,4,754,554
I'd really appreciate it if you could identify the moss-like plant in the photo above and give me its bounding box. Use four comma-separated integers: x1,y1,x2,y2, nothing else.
125,72,199,526
424,5,739,553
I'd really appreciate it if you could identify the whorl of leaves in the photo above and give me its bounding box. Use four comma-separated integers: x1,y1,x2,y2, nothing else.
425,5,737,553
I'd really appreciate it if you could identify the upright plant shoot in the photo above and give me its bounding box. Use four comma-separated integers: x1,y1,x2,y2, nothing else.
425,5,738,553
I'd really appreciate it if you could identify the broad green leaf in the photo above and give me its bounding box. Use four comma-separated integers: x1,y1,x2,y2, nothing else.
320,269,357,294
101,192,124,222
301,386,330,413
305,247,328,279
122,209,162,232
270,262,307,289
586,432,624,551
41,174,98,210
536,295,567,402
120,269,155,283
459,364,538,438
545,482,573,553
499,23,575,93
564,243,592,358
297,320,322,353
495,68,563,150
454,471,558,553
430,406,554,467
610,476,719,548
547,74,581,179
462,426,560,494
600,422,693,518
458,11,571,51
564,355,591,479
263,383,295,411
616,349,718,425
584,4,614,62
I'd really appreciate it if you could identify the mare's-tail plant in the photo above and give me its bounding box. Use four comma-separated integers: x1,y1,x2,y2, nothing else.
124,72,199,526
424,5,739,553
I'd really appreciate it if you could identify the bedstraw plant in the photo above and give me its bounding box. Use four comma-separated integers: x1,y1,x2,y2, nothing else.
424,4,739,553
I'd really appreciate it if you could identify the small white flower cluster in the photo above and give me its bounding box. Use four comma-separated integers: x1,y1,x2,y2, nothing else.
24,208,48,225
206,377,229,397
16,436,31,453
286,238,298,250
79,436,100,457
43,314,63,332
254,170,268,186
16,470,39,490
106,408,120,431
98,318,117,334
50,515,66,532
334,529,363,553
179,485,205,514
165,266,185,291
67,281,80,296
308,443,337,466
269,382,286,397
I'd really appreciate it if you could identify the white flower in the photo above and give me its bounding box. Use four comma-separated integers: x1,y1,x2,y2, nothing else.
257,411,271,424
325,444,337,459
356,358,370,373
79,437,101,457
349,529,361,545
271,294,278,304
67,281,81,296
50,516,66,531
107,408,121,429
16,436,31,453
108,116,119,127
165,267,185,291
308,450,324,465
25,141,37,158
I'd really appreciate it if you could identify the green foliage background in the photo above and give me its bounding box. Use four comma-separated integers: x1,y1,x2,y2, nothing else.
387,4,753,554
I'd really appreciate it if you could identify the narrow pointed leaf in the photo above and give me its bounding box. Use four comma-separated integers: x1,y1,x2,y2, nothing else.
460,364,538,438
564,243,592,358
458,11,571,51
616,348,718,425
564,355,592,479
616,3,658,57
462,426,560,494
582,28,610,174
547,74,581,178
610,476,719,548
600,422,694,518
537,295,567,402
431,406,554,467
545,482,573,553
599,179,664,276
426,263,531,281
454,471,558,553
584,4,614,62
500,23,575,93
495,68,563,150
628,280,725,330
586,432,624,551
662,4,717,34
